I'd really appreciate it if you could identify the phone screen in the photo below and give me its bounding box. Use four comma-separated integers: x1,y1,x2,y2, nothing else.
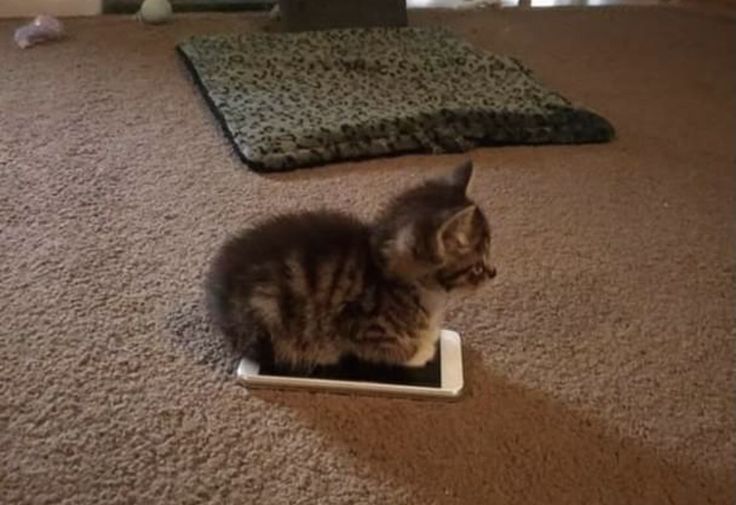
259,345,442,388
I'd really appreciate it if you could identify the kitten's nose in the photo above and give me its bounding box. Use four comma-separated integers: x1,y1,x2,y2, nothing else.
487,267,497,279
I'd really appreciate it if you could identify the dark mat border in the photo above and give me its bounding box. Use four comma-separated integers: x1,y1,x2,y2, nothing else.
176,45,260,168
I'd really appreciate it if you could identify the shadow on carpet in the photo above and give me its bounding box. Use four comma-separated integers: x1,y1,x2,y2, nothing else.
255,352,733,504
164,298,241,376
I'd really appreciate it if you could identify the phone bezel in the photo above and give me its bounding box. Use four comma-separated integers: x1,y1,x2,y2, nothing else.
236,329,464,399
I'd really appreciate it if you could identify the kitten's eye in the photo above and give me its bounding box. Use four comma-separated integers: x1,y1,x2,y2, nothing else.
472,263,484,275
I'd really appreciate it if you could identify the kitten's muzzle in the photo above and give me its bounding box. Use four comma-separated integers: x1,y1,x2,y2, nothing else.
486,266,497,280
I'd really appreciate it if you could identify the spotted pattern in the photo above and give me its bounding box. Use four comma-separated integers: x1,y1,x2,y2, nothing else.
177,27,614,172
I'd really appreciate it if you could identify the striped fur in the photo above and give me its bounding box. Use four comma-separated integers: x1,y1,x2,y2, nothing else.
206,161,495,370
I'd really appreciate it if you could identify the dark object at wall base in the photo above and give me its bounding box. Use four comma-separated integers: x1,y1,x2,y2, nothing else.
277,0,408,31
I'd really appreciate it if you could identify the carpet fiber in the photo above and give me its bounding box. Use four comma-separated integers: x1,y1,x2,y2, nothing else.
1,7,734,505
177,27,613,171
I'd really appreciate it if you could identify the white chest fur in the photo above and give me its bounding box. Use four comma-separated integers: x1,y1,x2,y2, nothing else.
405,289,448,367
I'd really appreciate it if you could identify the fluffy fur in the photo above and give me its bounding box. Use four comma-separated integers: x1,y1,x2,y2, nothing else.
206,161,496,370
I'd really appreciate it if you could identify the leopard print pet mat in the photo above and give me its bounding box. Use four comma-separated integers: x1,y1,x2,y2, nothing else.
177,27,614,172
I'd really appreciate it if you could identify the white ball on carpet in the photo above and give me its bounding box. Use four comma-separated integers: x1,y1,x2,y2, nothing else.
139,0,173,24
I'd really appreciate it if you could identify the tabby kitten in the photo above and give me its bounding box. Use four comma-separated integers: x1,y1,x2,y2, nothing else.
206,161,496,370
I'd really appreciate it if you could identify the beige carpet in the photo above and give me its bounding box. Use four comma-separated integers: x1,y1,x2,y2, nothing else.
1,7,734,505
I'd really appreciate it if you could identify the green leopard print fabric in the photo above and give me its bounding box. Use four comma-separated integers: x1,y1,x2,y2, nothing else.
177,27,613,172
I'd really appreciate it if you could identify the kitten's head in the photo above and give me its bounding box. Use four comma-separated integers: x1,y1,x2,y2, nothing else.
373,161,496,291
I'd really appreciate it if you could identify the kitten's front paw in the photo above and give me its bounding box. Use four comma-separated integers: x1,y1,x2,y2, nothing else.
404,342,437,368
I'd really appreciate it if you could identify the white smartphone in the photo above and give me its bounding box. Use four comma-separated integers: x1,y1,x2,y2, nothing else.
236,329,464,400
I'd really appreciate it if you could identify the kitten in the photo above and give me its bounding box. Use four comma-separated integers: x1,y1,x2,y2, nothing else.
205,161,496,370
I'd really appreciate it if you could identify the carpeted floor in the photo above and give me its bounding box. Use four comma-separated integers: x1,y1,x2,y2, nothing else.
1,6,734,505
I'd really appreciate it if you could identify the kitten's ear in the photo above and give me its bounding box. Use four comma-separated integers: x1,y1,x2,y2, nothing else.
437,205,478,254
445,160,474,195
